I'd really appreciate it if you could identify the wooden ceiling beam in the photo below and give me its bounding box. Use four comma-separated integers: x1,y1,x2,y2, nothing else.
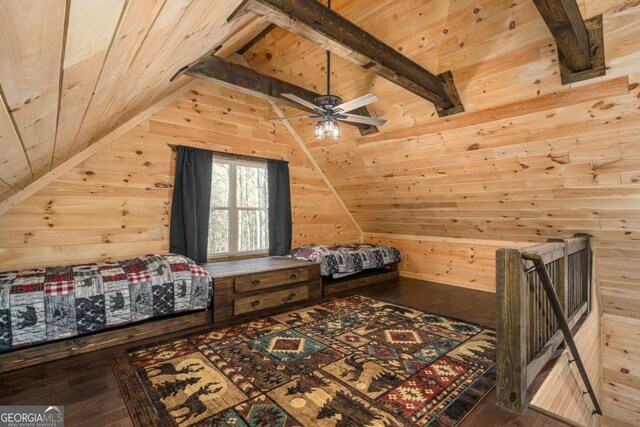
186,55,379,135
237,23,277,55
533,0,605,84
229,0,464,117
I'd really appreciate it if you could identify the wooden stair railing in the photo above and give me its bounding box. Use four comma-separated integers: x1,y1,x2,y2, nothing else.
496,234,600,414
523,253,602,416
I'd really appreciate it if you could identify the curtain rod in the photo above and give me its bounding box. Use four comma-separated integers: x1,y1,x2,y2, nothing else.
167,144,289,164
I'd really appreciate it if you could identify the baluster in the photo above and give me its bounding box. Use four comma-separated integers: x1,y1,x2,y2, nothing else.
535,273,542,354
528,272,536,361
496,235,597,415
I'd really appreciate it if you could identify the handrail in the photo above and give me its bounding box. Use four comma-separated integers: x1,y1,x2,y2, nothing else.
496,234,594,414
522,253,602,415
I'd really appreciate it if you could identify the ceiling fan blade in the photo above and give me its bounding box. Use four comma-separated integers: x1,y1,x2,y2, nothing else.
338,113,387,127
281,94,322,112
269,114,321,122
334,93,380,113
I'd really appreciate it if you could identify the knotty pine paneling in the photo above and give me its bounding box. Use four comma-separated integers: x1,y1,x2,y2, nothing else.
0,0,271,195
364,233,530,292
0,1,66,179
244,1,640,424
602,313,640,426
0,82,360,271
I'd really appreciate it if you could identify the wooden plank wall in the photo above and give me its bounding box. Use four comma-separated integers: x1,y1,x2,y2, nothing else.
0,0,271,200
0,1,638,423
530,258,603,426
365,233,530,292
243,1,640,425
0,81,360,271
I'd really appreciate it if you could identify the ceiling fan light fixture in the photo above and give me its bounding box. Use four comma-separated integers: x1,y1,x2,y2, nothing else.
332,121,340,140
315,118,340,140
324,119,334,134
314,121,324,139
270,1,385,132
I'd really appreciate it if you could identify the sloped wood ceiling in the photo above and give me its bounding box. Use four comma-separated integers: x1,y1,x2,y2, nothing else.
0,0,269,201
241,1,640,425
0,0,639,424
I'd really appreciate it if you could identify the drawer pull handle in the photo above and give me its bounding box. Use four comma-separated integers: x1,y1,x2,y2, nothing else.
251,280,261,286
251,300,260,307
287,293,296,301
289,274,297,279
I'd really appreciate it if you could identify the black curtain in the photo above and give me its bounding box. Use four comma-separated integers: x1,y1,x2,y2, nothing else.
169,146,213,263
268,160,292,256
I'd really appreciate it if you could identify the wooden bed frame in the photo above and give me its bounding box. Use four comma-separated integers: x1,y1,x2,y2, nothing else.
0,309,210,374
0,262,400,373
322,262,399,296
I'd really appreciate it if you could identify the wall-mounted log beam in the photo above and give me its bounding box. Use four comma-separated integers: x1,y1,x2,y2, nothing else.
533,0,605,84
186,55,378,135
229,0,464,117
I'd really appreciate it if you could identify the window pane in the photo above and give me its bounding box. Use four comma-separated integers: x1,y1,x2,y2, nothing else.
237,164,268,208
208,209,229,254
238,210,268,252
211,162,230,207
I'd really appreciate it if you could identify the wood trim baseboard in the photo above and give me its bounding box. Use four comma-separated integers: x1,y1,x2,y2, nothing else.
364,232,533,248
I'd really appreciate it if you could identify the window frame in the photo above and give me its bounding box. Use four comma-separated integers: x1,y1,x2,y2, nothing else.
208,157,269,259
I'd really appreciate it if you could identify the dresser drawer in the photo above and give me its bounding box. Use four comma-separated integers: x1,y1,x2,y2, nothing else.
234,284,308,315
234,268,309,293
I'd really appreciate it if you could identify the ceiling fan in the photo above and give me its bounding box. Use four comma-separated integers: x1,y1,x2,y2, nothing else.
269,1,386,140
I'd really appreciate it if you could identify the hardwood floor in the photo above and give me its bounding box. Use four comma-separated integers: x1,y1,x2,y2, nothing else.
0,277,566,426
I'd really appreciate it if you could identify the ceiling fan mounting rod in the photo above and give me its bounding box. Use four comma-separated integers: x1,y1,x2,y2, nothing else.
268,0,387,134
327,49,331,96
326,0,331,96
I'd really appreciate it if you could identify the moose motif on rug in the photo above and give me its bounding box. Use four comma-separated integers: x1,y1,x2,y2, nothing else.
169,382,223,424
112,296,497,427
145,362,204,379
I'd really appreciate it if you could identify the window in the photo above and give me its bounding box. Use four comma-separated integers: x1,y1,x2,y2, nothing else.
208,157,269,257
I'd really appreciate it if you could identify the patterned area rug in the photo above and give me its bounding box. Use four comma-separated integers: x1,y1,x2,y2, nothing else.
110,295,496,426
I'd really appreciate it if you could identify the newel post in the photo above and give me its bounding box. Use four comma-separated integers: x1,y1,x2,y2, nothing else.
496,248,529,413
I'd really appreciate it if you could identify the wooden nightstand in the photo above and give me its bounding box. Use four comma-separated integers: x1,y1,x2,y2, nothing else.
201,257,321,323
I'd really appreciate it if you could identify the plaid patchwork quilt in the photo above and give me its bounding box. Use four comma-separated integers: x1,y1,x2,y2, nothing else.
289,244,402,278
0,254,212,353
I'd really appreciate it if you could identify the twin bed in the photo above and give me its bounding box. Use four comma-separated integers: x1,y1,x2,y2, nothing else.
0,254,211,354
288,243,401,278
0,243,401,366
288,243,402,294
